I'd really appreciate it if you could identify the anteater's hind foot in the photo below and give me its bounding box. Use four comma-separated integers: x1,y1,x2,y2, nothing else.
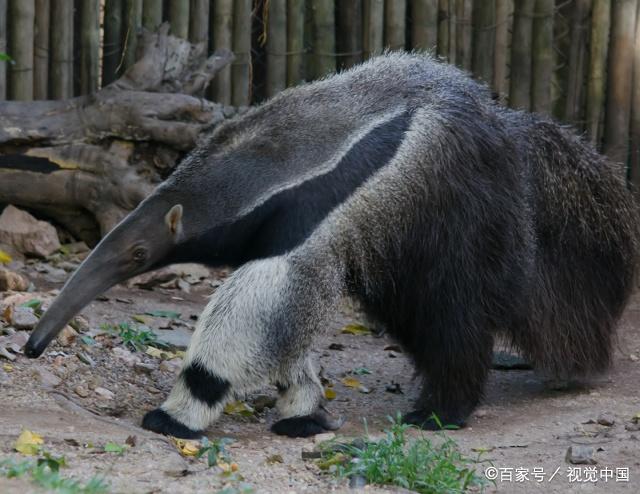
271,408,344,438
142,408,204,439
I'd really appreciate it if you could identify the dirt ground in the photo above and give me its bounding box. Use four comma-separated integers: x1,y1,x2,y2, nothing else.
1,256,639,493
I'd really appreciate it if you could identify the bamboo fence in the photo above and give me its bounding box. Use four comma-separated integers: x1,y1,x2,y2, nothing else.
1,0,639,180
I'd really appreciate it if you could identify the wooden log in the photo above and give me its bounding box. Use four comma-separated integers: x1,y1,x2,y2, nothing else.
363,0,384,58
80,0,100,95
287,0,305,86
34,0,49,99
604,0,638,165
103,0,124,86
509,0,534,110
586,0,610,145
169,0,189,39
233,0,252,103
266,0,287,97
336,0,362,69
437,0,449,59
493,0,512,98
563,0,591,126
385,0,406,50
189,0,209,44
471,0,496,84
8,0,35,101
210,0,234,103
310,0,335,79
630,0,640,188
411,0,438,51
142,0,162,30
531,0,553,114
0,0,6,100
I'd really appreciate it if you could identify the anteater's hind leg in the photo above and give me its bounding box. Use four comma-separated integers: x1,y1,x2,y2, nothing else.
271,357,343,437
403,328,494,430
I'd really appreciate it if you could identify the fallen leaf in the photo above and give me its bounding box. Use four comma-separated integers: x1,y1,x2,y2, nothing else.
223,401,255,417
0,250,12,264
145,346,179,359
19,299,42,310
145,310,181,319
172,437,201,456
3,363,14,372
353,367,372,375
341,324,371,336
471,446,495,453
104,442,127,454
15,429,44,455
132,314,151,325
341,377,362,388
125,435,137,447
324,387,337,400
266,454,284,464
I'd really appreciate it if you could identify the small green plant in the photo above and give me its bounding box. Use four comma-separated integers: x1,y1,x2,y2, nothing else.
0,52,13,63
196,437,233,467
103,442,128,455
101,322,168,352
321,415,488,494
0,457,109,494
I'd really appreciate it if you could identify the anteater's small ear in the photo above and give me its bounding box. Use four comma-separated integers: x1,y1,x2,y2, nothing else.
165,204,183,237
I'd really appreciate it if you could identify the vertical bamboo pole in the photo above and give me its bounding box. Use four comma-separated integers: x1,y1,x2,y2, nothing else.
472,0,496,84
233,0,252,104
437,0,449,59
604,0,638,165
121,0,142,72
630,0,640,188
493,0,512,98
509,0,534,109
412,0,438,51
169,0,189,38
103,0,123,86
142,0,162,31
385,0,406,50
455,0,472,69
363,0,384,58
563,0,591,126
8,0,35,101
189,0,209,44
310,0,335,79
211,0,233,103
0,0,6,100
50,0,73,98
531,0,553,114
266,0,287,97
34,0,49,99
448,0,457,64
336,0,362,69
80,0,100,94
586,0,610,145
287,0,305,86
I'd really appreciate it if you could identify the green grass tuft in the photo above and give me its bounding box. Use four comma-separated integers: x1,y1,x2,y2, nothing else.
324,415,488,494
101,322,168,352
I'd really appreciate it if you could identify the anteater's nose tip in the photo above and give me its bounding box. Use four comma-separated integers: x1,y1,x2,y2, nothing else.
23,338,45,358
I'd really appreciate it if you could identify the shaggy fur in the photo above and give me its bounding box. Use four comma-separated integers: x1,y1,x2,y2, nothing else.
140,53,639,437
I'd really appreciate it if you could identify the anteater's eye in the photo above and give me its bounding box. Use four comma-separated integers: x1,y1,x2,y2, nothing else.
132,247,147,263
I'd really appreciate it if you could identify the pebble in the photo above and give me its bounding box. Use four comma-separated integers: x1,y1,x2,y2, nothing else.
94,387,115,400
74,385,90,398
11,307,38,330
36,367,62,387
313,432,336,444
630,354,639,362
57,325,78,346
597,413,615,427
77,351,96,366
159,359,182,374
565,445,596,465
112,346,140,366
134,362,155,374
0,268,29,291
349,475,367,489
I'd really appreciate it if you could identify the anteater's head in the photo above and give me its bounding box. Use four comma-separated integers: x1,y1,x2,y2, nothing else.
24,197,185,358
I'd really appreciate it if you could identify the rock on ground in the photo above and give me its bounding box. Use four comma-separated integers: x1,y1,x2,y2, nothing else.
0,268,29,291
0,205,60,257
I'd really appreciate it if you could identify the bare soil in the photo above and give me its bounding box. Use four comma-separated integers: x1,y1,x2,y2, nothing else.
1,258,639,493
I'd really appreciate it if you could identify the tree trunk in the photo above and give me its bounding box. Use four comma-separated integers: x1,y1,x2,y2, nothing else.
142,0,162,31
363,0,384,59
385,0,406,50
121,0,143,71
437,0,449,59
310,0,335,79
603,0,637,165
412,0,438,52
8,0,35,101
456,0,472,70
80,0,101,95
189,0,209,44
563,0,591,127
103,0,124,86
586,0,610,146
34,0,50,100
266,0,287,97
493,0,512,100
0,26,236,243
336,0,362,70
169,0,189,39
210,0,233,103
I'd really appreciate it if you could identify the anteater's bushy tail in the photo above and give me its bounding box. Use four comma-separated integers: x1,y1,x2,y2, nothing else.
508,113,640,377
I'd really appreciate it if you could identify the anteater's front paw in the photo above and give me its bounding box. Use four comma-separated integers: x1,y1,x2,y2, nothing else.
271,409,344,438
402,409,466,431
142,408,204,439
